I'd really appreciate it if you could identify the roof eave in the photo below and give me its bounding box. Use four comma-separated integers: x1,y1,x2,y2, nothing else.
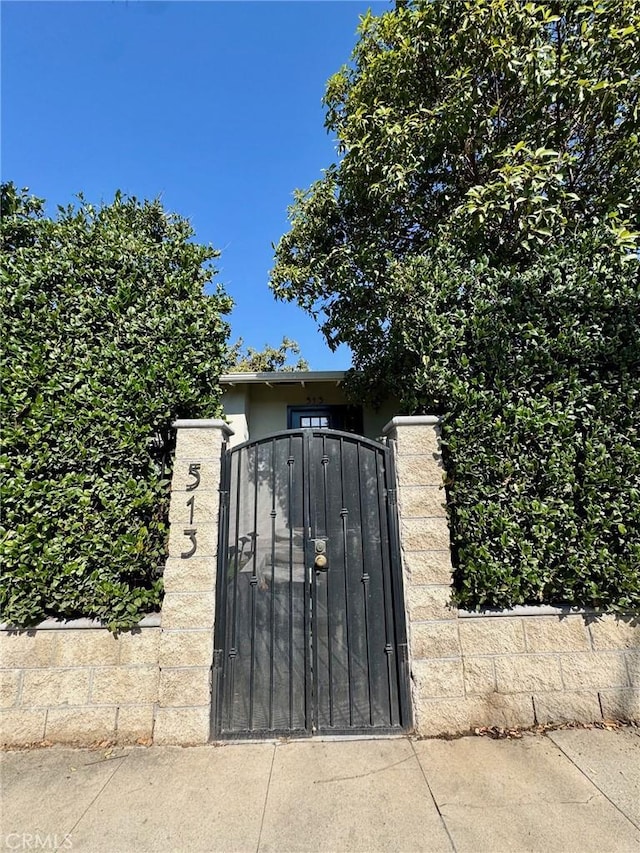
220,370,347,387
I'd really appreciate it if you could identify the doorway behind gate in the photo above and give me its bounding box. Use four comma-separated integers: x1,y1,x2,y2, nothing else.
212,429,411,738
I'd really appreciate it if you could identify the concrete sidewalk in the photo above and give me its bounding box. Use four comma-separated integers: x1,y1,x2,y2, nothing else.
1,728,639,853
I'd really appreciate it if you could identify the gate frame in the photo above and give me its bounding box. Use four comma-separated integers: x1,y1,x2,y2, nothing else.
211,428,412,740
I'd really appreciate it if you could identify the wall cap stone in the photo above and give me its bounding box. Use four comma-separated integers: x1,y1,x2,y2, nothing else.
459,605,640,619
0,614,161,632
382,415,440,434
172,419,234,435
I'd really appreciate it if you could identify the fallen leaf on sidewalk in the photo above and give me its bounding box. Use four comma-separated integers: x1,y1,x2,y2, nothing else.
473,726,523,739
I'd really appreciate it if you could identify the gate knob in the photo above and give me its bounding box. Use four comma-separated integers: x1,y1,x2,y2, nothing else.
314,554,328,570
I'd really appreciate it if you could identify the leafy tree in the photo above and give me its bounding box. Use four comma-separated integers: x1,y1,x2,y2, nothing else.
226,336,309,372
270,1,640,610
272,0,639,395
1,184,232,628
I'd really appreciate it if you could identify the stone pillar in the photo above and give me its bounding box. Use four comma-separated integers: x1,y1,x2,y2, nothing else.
383,415,463,735
384,416,541,734
155,419,233,744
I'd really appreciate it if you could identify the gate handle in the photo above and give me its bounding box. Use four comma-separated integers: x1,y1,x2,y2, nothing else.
314,554,328,571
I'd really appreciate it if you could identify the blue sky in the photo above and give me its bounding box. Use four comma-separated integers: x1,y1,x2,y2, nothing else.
2,0,389,369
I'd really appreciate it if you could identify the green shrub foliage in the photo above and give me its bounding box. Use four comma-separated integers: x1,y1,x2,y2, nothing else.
1,184,231,628
395,233,639,610
271,1,640,611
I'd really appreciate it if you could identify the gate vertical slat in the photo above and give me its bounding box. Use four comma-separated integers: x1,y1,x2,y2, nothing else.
375,449,399,728
227,448,243,730
248,443,259,730
268,438,276,730
356,442,374,726
338,437,354,728
319,432,334,728
303,431,314,733
312,433,333,727
386,448,412,729
287,435,294,730
212,443,231,736
361,444,390,727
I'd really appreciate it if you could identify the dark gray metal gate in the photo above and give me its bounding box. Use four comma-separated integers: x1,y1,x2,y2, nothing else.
212,429,411,738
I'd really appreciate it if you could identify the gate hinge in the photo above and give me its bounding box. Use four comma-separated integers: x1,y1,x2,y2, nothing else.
212,649,224,668
219,490,229,508
387,488,397,505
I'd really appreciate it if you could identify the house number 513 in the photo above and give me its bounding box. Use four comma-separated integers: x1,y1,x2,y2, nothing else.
181,463,201,558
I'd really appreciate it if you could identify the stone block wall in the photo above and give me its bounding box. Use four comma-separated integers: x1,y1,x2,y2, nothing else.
430,611,640,736
0,621,160,745
384,416,640,737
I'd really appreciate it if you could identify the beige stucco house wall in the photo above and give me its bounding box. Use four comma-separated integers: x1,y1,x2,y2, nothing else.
220,371,398,446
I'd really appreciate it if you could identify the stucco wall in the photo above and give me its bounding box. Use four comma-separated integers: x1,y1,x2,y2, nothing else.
222,380,398,445
385,416,640,736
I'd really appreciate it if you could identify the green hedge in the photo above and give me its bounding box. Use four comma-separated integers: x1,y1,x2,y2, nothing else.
426,233,640,611
1,185,231,629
